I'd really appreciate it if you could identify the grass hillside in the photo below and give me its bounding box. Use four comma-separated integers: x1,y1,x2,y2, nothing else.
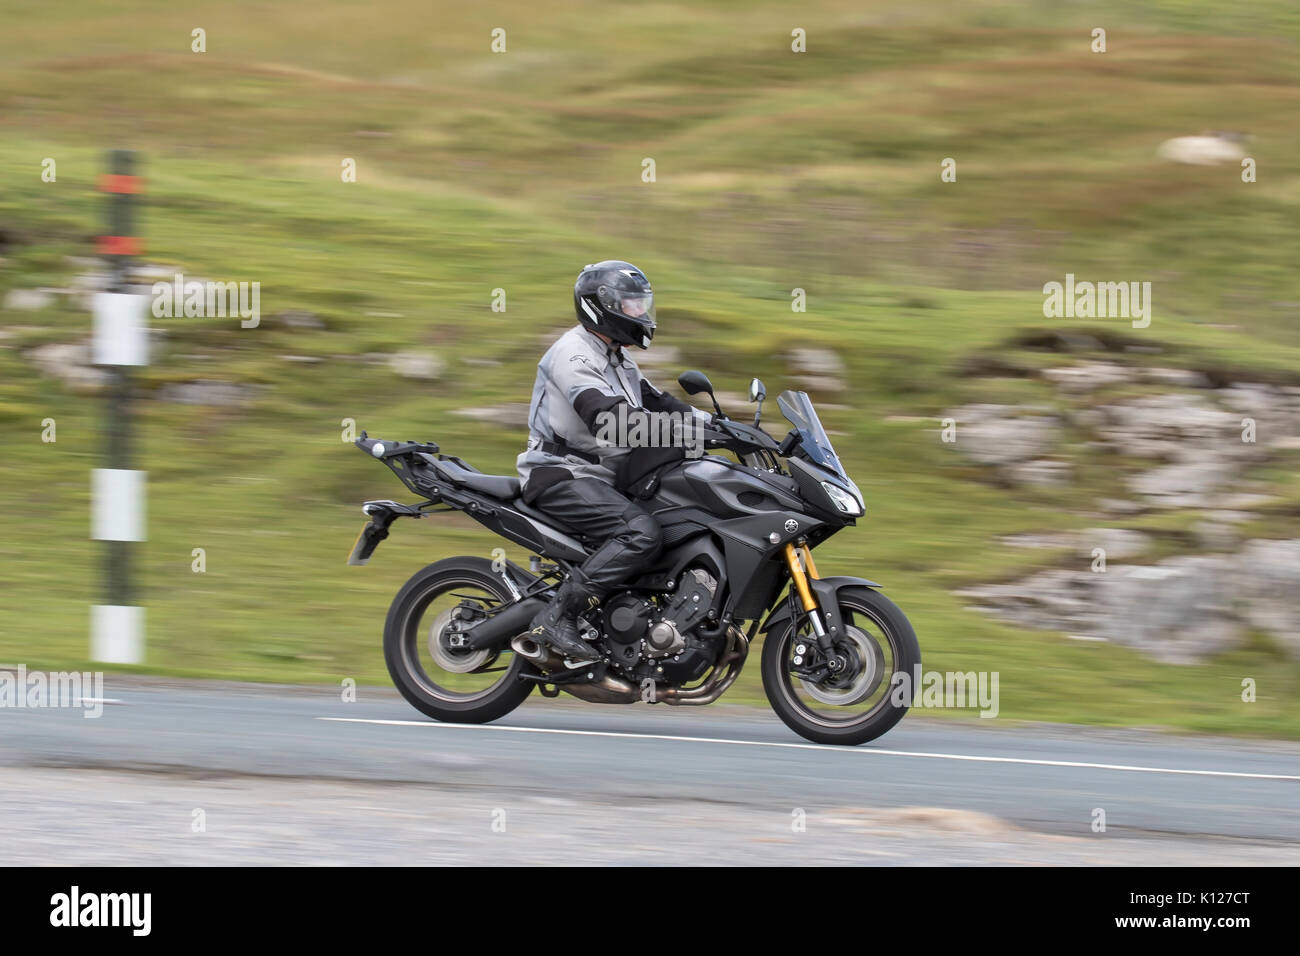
3,1,1299,736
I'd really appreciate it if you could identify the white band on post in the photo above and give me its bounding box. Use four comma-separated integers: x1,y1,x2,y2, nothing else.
92,291,149,366
92,605,144,664
92,468,146,542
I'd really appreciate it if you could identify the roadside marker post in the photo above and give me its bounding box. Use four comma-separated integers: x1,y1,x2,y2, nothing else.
90,150,149,664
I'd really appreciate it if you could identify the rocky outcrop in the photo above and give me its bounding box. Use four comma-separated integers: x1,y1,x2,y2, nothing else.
1041,361,1134,394
1236,539,1300,657
1000,527,1151,559
959,539,1300,663
946,404,1061,468
945,365,1299,499
1090,387,1300,507
949,354,1300,662
1004,458,1070,485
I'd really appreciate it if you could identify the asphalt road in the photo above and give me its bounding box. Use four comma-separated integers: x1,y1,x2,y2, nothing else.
2,676,1297,865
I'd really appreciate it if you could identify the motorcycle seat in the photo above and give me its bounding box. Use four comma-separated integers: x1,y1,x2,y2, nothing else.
427,455,522,499
459,472,522,499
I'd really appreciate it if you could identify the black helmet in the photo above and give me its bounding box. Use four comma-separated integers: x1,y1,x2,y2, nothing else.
573,260,656,349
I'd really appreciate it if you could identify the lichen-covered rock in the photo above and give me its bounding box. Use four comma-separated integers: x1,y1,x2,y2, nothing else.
1092,393,1244,462
1005,458,1071,485
156,380,261,406
1042,362,1135,393
1127,461,1235,508
946,404,1060,468
26,341,108,390
1095,557,1240,664
959,538,1300,663
1234,539,1300,658
1140,367,1212,388
1078,528,1152,561
788,347,846,392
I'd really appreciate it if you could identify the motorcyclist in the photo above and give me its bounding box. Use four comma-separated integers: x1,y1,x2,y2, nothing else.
517,260,711,663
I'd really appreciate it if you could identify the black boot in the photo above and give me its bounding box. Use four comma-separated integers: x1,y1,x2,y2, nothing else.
527,574,601,664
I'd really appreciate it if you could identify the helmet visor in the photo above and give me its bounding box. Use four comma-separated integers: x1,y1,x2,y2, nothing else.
597,285,656,326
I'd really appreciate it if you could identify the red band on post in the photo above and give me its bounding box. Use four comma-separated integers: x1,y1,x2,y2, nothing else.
99,174,143,194
97,235,142,255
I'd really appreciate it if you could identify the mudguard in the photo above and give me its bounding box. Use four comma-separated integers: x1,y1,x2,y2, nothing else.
759,574,881,639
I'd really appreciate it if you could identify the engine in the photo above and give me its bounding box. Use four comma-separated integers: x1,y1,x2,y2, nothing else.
599,569,721,682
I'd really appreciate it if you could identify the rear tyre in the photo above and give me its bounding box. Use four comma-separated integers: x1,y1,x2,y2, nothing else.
383,557,536,723
761,585,920,746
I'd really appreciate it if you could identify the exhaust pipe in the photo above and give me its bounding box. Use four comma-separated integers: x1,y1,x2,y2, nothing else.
562,675,641,704
511,627,750,707
510,634,564,670
510,635,641,703
658,627,749,706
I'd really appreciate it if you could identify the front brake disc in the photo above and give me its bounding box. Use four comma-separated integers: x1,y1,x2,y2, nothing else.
798,624,886,706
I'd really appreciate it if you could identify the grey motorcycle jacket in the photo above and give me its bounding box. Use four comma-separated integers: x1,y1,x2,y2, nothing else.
516,325,709,503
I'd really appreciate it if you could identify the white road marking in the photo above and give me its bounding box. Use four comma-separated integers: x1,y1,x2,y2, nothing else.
316,718,1300,782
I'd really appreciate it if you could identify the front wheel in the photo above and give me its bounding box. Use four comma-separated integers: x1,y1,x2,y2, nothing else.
761,585,920,746
383,557,536,724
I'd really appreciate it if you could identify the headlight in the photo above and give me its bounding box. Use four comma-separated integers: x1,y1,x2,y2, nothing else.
821,481,864,516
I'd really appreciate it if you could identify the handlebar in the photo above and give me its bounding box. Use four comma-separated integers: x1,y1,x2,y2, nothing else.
701,418,782,454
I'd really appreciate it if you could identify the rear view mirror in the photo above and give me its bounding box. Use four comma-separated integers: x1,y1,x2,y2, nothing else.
678,370,714,396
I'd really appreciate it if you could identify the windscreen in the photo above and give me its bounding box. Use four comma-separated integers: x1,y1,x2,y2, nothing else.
776,390,848,481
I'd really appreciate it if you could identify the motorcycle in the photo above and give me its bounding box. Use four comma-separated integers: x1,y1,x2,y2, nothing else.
349,371,920,745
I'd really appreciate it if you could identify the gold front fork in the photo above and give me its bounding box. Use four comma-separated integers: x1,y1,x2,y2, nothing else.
801,544,820,580
783,543,815,610
783,542,828,638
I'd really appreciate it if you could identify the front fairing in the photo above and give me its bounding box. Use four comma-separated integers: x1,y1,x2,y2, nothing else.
786,457,855,525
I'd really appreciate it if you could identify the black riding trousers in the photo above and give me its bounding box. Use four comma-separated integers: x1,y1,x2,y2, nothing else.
532,477,663,594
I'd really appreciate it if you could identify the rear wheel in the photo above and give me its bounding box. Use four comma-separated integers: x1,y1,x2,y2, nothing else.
383,557,536,723
761,586,920,746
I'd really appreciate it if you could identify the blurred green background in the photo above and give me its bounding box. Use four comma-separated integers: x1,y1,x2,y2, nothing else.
2,1,1298,735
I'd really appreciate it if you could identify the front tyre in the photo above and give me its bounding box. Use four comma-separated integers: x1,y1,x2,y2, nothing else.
761,585,920,746
383,557,536,724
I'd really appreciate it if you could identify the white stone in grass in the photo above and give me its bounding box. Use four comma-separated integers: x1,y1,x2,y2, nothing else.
453,403,530,427
5,288,54,311
388,350,445,380
1157,132,1248,166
